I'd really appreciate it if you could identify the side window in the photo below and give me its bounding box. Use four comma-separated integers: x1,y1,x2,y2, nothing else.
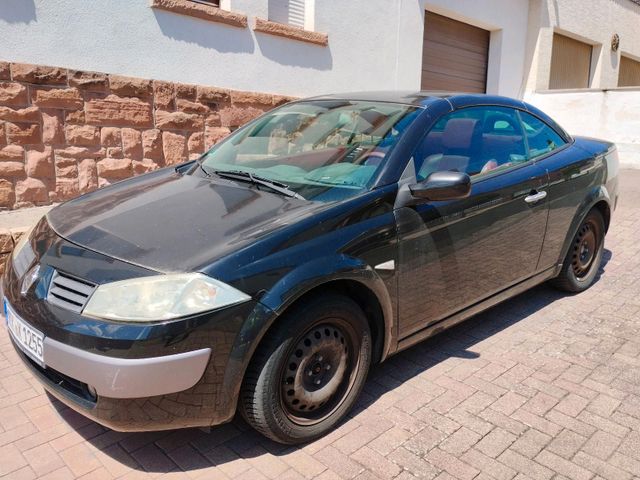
519,111,567,159
413,106,528,181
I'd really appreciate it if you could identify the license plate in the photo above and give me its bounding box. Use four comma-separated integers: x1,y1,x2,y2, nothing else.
4,299,45,366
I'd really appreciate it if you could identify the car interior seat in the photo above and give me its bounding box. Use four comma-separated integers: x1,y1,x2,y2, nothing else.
417,118,482,180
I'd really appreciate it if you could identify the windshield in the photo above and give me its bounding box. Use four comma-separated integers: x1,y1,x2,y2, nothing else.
199,100,420,202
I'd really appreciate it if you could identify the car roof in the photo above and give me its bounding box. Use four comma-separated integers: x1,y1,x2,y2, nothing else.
297,91,571,143
305,91,527,110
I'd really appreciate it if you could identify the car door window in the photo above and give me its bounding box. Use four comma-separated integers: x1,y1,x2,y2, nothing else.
519,111,567,159
413,106,529,181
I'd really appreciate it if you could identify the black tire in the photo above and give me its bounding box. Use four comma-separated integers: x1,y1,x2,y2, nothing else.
240,293,371,444
551,209,605,293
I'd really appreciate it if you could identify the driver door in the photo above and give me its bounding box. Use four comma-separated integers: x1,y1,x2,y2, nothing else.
396,106,549,338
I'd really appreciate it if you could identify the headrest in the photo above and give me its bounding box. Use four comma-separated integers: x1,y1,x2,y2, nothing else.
483,113,517,133
442,118,481,150
439,155,470,173
359,110,384,125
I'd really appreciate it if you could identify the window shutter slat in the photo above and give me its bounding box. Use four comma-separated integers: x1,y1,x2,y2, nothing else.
269,0,306,28
288,0,305,27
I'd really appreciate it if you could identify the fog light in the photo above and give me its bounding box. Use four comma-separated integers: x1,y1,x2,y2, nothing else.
87,385,97,400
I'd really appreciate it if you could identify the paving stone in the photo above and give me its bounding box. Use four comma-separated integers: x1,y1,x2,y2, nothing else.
547,429,587,459
474,427,516,458
535,450,592,480
572,451,632,480
438,426,481,455
581,430,622,460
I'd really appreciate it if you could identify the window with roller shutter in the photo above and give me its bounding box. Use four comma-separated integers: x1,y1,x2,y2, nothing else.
618,55,640,87
269,0,306,28
549,33,593,89
188,0,220,6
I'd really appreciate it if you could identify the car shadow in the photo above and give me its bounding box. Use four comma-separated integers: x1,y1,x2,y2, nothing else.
46,250,612,473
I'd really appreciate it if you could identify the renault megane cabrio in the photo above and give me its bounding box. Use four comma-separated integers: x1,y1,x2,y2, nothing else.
2,92,618,444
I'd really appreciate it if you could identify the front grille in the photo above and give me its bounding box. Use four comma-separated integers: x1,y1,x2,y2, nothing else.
47,270,97,313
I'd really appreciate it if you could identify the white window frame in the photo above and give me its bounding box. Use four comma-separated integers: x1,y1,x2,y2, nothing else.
268,0,315,30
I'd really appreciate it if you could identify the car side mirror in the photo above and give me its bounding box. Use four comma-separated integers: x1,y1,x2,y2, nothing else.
409,171,471,202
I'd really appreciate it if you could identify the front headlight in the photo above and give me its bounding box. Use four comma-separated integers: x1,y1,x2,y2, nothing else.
12,216,42,260
12,216,43,277
83,273,251,322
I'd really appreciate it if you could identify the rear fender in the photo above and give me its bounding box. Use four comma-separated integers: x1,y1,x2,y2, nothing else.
557,185,611,267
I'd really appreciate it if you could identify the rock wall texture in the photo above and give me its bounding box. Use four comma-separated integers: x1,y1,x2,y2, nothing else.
0,61,294,210
0,227,25,275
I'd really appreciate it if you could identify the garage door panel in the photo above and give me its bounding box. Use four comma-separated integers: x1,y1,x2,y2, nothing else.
619,55,640,87
424,30,489,55
422,42,487,68
422,11,489,93
424,33,489,55
425,15,489,54
422,62,487,84
421,71,486,92
423,50,489,75
549,33,592,89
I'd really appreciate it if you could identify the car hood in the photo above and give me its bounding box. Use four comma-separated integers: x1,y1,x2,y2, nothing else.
47,167,327,273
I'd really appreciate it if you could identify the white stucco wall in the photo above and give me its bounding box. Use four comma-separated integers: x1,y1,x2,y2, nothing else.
2,0,637,99
0,0,530,98
525,0,640,91
0,0,427,97
525,89,640,168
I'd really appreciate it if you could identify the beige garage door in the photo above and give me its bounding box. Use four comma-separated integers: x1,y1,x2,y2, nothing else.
421,12,490,93
619,55,640,87
549,33,592,89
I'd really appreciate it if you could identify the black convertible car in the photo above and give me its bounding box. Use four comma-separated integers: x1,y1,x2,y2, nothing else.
2,92,618,444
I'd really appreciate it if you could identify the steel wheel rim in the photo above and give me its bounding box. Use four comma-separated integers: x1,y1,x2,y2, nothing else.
571,219,600,280
280,320,359,426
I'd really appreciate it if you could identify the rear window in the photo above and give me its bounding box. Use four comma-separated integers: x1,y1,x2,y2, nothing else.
519,111,567,159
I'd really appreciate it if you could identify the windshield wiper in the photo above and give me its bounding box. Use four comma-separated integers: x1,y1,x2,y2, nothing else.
198,159,212,177
214,170,305,200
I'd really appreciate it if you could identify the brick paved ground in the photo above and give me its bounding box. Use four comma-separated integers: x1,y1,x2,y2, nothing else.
1,170,640,480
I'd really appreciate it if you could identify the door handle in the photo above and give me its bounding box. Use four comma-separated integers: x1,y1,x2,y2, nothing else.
524,190,547,204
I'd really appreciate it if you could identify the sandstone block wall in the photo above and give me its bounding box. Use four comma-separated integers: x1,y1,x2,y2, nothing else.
0,61,294,210
0,227,26,275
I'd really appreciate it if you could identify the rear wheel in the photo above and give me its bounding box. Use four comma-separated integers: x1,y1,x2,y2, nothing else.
551,209,605,292
240,293,371,444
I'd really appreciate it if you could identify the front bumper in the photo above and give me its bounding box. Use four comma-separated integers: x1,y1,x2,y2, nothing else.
2,219,272,431
42,335,211,399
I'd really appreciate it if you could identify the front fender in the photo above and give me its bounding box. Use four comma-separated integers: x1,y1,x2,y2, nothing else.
215,254,395,424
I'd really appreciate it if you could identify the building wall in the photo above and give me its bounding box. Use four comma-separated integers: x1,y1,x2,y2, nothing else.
523,0,640,168
0,60,292,210
0,0,532,99
524,0,640,91
0,0,425,98
525,89,640,167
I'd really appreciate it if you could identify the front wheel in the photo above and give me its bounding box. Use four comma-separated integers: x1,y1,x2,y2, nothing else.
240,293,371,444
551,209,605,292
